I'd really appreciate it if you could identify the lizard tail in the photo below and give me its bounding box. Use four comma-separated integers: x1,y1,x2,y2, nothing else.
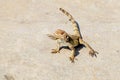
59,8,82,38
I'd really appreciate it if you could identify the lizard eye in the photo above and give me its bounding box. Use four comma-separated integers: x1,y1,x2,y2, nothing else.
66,36,69,39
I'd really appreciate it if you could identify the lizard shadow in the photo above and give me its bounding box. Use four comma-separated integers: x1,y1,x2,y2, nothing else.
74,44,84,57
75,21,83,39
59,44,84,57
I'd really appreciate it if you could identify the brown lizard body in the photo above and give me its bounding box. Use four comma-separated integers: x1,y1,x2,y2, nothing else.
47,8,98,62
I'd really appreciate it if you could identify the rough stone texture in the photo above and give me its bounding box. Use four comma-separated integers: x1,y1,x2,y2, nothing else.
0,0,120,80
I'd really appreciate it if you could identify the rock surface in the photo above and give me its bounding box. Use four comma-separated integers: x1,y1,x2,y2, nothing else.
0,0,120,80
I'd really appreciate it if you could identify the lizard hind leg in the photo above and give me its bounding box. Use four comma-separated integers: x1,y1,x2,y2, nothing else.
79,38,98,57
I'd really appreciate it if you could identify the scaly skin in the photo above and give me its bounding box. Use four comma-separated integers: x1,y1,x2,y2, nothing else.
47,8,98,63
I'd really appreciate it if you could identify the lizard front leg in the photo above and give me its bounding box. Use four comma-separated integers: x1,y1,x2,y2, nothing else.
79,38,98,57
68,45,76,63
51,40,60,53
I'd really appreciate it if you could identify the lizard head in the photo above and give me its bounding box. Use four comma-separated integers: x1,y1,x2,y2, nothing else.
54,29,70,42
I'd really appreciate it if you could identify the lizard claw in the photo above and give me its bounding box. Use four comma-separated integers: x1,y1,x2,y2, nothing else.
51,49,60,54
89,50,99,57
69,57,74,63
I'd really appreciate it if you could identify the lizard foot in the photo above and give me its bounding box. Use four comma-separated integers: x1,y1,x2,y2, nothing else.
89,50,99,57
69,56,78,63
51,49,60,54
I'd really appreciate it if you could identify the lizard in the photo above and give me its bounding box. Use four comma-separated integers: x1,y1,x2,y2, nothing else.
47,8,98,62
